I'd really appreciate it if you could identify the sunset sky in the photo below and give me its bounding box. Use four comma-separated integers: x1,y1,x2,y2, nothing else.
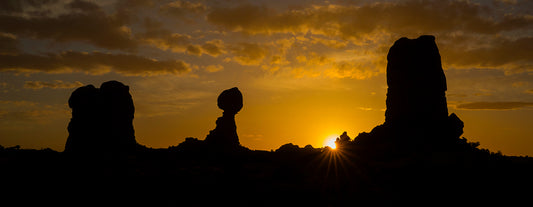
0,0,532,155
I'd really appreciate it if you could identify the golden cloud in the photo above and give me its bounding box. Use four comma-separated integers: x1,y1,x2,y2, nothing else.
24,80,84,90
207,1,532,37
456,102,533,110
204,64,224,73
228,42,268,65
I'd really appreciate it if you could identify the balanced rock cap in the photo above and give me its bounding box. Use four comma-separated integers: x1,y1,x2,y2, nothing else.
217,87,243,114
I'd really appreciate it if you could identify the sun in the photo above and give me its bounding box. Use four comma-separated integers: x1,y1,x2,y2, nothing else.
324,135,337,149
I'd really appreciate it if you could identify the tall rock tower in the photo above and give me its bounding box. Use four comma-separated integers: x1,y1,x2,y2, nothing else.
384,35,449,127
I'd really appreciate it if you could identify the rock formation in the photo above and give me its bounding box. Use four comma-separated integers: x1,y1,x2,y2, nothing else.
64,80,137,154
354,35,464,148
384,35,449,127
65,85,101,153
205,87,243,148
100,81,136,151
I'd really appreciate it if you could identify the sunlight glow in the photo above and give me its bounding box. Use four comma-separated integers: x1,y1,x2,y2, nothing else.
324,135,337,149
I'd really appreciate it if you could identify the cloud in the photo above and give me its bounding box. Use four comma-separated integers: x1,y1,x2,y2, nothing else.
228,42,268,65
444,36,533,73
0,1,138,51
139,18,226,57
160,0,207,17
456,102,533,110
204,64,223,73
0,100,68,125
24,80,83,90
204,0,533,76
0,32,18,55
0,51,191,76
325,61,383,79
206,4,308,34
200,39,225,57
186,44,201,55
206,1,532,37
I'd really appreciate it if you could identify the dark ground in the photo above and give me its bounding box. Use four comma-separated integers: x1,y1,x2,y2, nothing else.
2,134,532,207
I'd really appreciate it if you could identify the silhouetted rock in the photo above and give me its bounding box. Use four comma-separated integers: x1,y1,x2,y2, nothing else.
385,35,448,127
64,84,101,153
335,131,351,149
353,35,465,149
205,87,243,148
217,87,243,115
275,143,300,153
64,80,137,154
100,81,136,152
447,113,464,139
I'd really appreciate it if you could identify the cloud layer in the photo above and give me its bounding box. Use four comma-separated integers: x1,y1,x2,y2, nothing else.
24,80,83,89
456,102,533,110
0,0,530,78
0,51,191,76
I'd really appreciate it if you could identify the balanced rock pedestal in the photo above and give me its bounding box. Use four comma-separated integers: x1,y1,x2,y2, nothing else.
205,87,243,148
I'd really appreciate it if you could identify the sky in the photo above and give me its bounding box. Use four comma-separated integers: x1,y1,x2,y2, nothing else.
0,0,532,155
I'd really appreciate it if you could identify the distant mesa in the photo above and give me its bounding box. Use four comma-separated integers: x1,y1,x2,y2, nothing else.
64,80,137,154
205,87,243,149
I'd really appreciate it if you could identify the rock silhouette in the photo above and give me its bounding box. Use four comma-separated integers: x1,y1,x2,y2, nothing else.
64,80,137,154
204,87,243,148
385,35,449,127
353,35,464,149
64,85,101,153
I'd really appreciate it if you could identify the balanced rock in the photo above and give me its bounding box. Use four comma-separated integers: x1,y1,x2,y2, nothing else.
205,87,242,147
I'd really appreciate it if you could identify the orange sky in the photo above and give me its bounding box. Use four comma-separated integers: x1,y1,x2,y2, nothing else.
0,0,532,155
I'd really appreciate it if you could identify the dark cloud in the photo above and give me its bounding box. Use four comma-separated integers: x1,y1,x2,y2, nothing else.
160,0,207,17
0,0,60,15
456,102,533,110
139,18,225,57
24,80,83,89
67,0,101,12
0,51,191,76
444,37,533,72
0,33,18,55
0,1,137,51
